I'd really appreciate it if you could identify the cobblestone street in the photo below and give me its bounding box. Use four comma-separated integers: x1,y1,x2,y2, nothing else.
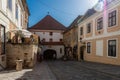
0,61,120,80
48,61,120,80
0,62,56,80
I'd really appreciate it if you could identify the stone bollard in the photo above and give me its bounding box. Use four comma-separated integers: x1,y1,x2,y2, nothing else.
16,60,23,71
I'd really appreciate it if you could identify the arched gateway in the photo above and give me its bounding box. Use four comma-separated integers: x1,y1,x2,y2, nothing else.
43,49,57,60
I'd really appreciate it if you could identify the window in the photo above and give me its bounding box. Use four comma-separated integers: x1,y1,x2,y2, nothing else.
1,0,6,11
80,27,83,35
8,0,12,11
49,32,53,36
0,24,6,55
87,23,91,33
60,48,62,54
108,10,116,27
60,39,63,42
108,40,116,57
96,40,103,56
49,38,53,42
42,38,45,42
87,42,91,53
21,14,23,26
16,4,18,19
97,17,103,30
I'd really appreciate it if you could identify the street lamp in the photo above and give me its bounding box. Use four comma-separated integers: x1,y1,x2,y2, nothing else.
94,0,104,12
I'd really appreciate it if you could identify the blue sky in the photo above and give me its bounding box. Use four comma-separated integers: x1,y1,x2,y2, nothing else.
27,0,98,27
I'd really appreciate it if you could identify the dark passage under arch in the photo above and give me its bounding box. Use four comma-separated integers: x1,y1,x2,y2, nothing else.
43,49,57,60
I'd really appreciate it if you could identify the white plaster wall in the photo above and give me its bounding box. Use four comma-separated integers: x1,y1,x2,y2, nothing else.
0,0,24,30
78,2,120,41
35,31,63,42
0,13,10,32
41,45,64,59
1,0,7,13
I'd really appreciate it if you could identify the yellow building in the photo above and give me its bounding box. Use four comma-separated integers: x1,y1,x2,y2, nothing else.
63,16,82,60
78,0,120,65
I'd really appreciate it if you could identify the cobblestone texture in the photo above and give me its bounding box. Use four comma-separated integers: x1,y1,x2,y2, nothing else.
47,61,120,80
0,61,120,80
0,62,56,80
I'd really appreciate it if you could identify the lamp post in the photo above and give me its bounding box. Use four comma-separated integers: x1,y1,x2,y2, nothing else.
94,0,104,12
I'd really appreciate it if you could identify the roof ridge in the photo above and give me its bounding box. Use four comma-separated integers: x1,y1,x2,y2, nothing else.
29,15,66,30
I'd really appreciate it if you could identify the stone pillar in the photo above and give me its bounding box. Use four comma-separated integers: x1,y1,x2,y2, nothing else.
16,60,23,71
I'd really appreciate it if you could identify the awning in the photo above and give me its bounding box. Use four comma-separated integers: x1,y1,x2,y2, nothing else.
8,29,32,37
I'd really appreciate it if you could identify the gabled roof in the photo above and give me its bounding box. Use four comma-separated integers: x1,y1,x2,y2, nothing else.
29,15,66,30
69,15,83,28
78,8,96,23
64,15,83,33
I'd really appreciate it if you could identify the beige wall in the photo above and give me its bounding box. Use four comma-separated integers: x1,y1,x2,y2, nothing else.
78,1,120,65
6,44,38,68
80,35,120,65
63,27,78,48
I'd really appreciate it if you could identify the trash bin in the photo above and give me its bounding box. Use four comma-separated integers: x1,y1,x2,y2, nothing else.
16,60,23,71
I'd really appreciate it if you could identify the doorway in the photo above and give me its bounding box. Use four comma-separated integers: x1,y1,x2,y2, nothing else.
43,49,57,60
80,47,84,60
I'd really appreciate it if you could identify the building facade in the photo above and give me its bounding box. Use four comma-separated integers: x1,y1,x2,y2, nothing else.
0,0,29,69
78,0,120,65
63,16,82,60
29,15,66,59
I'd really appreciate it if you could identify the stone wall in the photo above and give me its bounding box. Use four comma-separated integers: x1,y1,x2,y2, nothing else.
6,44,38,68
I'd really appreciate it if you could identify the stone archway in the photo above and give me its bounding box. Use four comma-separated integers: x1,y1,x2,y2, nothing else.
43,49,57,60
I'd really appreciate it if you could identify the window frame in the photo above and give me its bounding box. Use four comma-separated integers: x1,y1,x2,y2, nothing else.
42,38,46,42
108,10,117,27
87,42,91,53
49,38,53,42
80,27,83,35
15,4,18,20
60,48,62,54
8,0,12,11
0,24,6,55
97,17,103,30
60,39,63,42
107,39,117,58
87,23,91,33
49,32,53,36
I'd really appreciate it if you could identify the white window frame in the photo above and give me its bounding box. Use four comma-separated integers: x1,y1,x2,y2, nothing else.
86,41,92,54
107,38,118,58
107,8,118,28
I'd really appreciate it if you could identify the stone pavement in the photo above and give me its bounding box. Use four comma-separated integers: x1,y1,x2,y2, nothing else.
0,61,56,80
47,61,120,80
0,61,120,80
71,61,120,78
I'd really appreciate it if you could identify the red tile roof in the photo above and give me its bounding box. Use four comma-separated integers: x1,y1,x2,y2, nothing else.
29,15,66,30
